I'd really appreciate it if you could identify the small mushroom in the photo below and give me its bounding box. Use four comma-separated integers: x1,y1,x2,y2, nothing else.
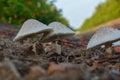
87,27,120,56
42,22,75,54
13,19,53,56
112,41,120,47
112,41,120,53
13,19,53,42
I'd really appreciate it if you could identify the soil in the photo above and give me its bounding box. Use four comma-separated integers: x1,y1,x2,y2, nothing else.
0,22,120,80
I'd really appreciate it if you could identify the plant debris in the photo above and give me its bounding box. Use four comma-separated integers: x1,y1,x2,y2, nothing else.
0,23,120,80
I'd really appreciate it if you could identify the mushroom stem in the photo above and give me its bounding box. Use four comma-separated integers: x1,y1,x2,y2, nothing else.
32,42,38,56
52,36,62,54
32,33,44,57
55,40,61,54
105,44,112,58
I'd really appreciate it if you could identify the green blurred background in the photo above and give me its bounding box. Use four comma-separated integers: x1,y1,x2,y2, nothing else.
0,0,70,27
79,0,120,33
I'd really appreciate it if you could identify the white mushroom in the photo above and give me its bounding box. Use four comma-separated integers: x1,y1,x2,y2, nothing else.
13,19,53,42
42,22,75,54
87,27,120,55
42,22,75,42
112,41,120,47
13,19,53,56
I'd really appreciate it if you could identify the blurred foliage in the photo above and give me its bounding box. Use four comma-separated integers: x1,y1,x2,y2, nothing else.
79,0,120,33
0,0,70,28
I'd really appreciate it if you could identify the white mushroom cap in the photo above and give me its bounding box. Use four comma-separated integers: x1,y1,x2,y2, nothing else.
87,27,120,49
42,22,75,42
112,40,120,46
13,19,53,41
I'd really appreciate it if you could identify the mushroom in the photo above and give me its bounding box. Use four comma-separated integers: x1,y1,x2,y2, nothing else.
112,41,120,47
13,19,53,42
13,19,53,56
42,22,75,54
87,27,120,56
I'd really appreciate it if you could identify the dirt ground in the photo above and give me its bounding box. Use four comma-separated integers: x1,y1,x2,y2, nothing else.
0,22,120,80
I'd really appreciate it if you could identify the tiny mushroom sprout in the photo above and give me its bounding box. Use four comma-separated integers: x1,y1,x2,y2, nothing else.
13,19,53,55
42,22,75,54
87,26,120,56
112,41,120,52
112,41,120,47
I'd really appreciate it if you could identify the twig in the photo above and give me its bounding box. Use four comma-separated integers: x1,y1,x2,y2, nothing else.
97,55,120,63
4,54,48,63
